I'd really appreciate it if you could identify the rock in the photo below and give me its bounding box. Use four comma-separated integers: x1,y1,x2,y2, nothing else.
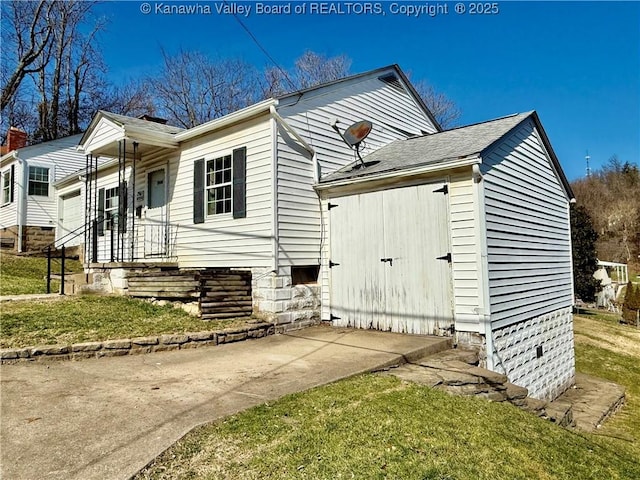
72,342,103,352
0,350,18,360
505,383,529,400
186,332,213,342
159,334,188,345
102,340,132,350
132,336,159,346
438,370,483,386
31,345,70,356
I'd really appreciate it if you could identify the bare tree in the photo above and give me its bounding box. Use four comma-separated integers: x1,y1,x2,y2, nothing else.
149,50,262,128
293,51,352,89
1,0,111,141
0,0,54,111
412,80,461,129
261,52,461,129
99,79,157,118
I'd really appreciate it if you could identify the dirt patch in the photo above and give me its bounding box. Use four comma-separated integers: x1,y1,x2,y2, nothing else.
574,315,640,358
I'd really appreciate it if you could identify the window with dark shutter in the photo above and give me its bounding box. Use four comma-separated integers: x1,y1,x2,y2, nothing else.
232,146,246,219
193,158,205,224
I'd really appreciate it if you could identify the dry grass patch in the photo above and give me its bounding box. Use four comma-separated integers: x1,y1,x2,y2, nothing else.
1,295,248,348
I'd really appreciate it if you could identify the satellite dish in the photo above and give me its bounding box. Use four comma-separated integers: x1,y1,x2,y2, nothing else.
330,119,373,166
343,120,372,148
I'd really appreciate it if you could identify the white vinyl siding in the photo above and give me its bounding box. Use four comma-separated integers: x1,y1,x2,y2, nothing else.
482,119,573,329
0,162,18,229
276,72,438,266
170,115,273,269
449,170,482,332
82,119,123,155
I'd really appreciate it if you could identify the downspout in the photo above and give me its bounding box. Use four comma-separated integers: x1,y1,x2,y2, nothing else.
269,115,279,273
472,163,495,371
268,105,320,275
17,157,26,253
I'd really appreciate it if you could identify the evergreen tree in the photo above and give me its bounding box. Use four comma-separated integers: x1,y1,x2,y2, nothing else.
622,281,639,324
570,204,600,302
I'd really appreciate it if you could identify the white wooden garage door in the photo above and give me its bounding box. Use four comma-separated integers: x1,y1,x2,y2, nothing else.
329,181,453,335
59,190,83,246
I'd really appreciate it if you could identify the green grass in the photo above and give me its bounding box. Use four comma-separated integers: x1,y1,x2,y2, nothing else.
137,374,640,480
0,252,83,295
136,310,640,479
573,309,640,462
0,295,247,349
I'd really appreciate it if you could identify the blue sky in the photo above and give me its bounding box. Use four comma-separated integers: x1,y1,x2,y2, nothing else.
95,1,639,181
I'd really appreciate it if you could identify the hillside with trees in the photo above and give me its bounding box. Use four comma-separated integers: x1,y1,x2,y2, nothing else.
571,157,640,269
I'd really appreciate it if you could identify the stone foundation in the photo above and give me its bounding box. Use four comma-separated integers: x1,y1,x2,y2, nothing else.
252,267,321,333
491,307,575,401
0,225,55,253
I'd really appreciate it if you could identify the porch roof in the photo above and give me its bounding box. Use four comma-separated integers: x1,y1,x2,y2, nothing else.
79,111,184,157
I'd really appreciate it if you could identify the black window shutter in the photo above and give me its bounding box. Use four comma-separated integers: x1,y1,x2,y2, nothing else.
9,165,14,203
232,146,247,219
119,181,127,233
193,158,205,224
97,188,105,236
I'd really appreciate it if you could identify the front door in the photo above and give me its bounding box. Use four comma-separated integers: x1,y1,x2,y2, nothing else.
329,181,453,335
144,168,168,257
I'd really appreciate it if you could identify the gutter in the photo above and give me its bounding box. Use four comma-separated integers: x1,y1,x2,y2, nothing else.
315,156,481,191
176,99,278,142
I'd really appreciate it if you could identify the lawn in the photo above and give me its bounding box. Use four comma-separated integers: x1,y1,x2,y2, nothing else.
0,252,247,348
136,310,640,480
0,251,83,295
0,296,247,348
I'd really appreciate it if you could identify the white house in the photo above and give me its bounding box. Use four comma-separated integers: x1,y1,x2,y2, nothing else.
57,65,575,400
316,111,576,400
0,133,85,252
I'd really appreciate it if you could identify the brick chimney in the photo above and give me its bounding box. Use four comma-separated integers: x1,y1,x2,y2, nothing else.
1,127,28,155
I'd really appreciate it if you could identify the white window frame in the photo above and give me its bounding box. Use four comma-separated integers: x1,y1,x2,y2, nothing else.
1,170,11,205
28,166,49,196
205,154,232,216
104,186,119,231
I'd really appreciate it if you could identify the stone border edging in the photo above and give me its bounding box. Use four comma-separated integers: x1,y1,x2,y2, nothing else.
0,322,275,364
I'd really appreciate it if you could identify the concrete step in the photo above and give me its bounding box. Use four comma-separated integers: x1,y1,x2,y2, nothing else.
556,372,625,432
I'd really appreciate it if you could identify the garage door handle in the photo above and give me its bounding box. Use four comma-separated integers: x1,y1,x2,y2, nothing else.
380,258,393,266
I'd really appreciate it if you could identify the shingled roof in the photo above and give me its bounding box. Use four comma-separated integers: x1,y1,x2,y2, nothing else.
319,112,532,184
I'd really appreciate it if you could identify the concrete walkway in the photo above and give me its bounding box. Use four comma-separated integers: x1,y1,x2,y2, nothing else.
0,326,449,480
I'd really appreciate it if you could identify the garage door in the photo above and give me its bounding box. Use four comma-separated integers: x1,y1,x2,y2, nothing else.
329,181,453,335
59,190,83,246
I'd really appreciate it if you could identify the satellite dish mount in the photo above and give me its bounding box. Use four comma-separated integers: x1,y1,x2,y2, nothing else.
330,119,373,167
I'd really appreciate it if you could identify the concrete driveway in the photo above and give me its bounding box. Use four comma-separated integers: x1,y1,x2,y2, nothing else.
1,326,449,479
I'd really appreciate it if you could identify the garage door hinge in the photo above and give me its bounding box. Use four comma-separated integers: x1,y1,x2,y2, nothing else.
328,202,339,210
330,314,341,321
329,260,340,268
433,184,448,194
436,253,452,263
